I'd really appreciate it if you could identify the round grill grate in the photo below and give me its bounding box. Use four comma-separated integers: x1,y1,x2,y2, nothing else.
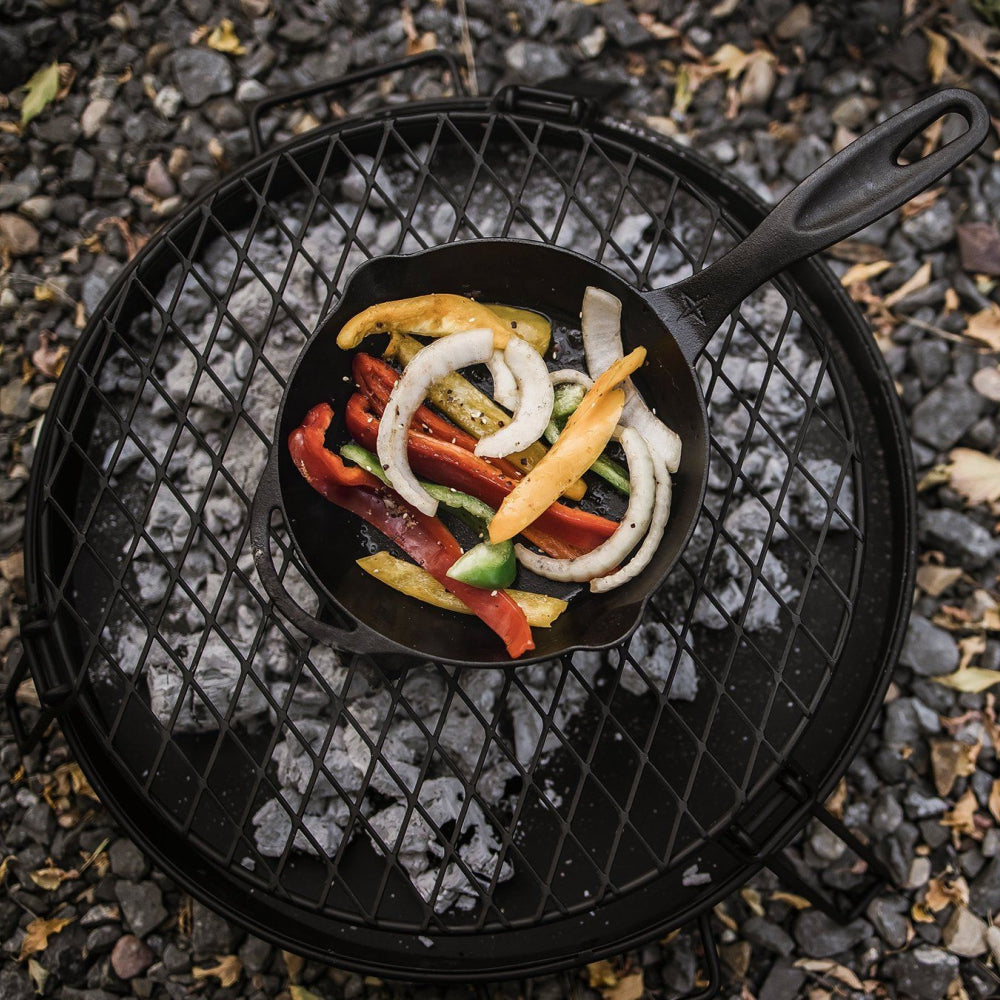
21,78,913,980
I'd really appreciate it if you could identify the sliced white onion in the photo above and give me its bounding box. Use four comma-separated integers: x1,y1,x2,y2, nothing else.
486,350,519,410
589,455,672,592
377,328,494,515
514,428,655,583
475,335,553,459
581,285,683,473
549,369,594,390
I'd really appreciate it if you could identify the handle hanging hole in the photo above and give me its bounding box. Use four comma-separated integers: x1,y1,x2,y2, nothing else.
895,112,971,165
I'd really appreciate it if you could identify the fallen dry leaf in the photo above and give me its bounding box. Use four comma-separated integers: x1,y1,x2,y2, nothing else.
941,788,981,843
825,777,848,819
794,959,864,991
282,950,305,982
605,971,643,1000
948,448,1000,506
883,260,932,308
924,28,951,84
771,890,812,909
934,667,1000,693
31,333,68,379
740,886,765,916
959,634,987,671
840,260,893,286
290,987,325,1000
588,961,618,989
966,304,1000,350
916,563,963,596
18,915,73,961
925,872,970,911
901,187,944,219
192,954,242,988
21,61,60,126
29,866,78,891
930,739,981,797
206,19,245,54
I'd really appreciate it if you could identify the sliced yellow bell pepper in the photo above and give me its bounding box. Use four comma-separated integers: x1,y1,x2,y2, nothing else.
357,551,568,627
384,332,587,502
338,293,518,350
488,347,646,544
483,303,551,355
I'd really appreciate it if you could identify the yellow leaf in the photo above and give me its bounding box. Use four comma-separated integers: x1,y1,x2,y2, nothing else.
27,957,48,993
18,915,73,961
282,951,305,983
934,667,1000,693
0,855,14,884
966,304,1000,350
948,447,1000,506
588,960,618,989
21,61,61,126
710,43,751,79
771,891,812,909
924,29,950,83
917,463,951,492
916,563,963,596
29,866,77,891
207,19,246,55
840,260,892,286
673,65,694,116
192,954,242,988
740,886,765,916
883,260,932,308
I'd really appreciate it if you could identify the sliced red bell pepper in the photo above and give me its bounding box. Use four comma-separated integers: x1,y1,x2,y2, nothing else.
289,403,534,658
352,353,528,482
344,393,618,556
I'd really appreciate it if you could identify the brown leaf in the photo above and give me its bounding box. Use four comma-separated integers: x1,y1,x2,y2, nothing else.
771,891,812,909
924,28,950,83
930,740,981,797
825,777,847,819
966,304,1000,350
934,668,1000,693
948,448,1000,506
947,28,1000,81
282,950,305,983
29,866,78,891
192,954,242,988
605,971,643,1000
840,260,893,286
941,788,981,843
883,261,932,307
901,187,944,219
290,987,326,1000
18,915,73,961
740,886,765,916
916,563,963,596
959,634,987,671
32,333,68,379
925,872,969,911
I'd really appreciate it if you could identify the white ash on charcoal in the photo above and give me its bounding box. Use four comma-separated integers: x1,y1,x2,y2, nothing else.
87,140,854,914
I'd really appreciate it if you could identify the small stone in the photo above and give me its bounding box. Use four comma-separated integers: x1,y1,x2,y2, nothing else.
236,79,268,104
68,148,97,190
238,934,271,972
277,18,320,48
740,58,776,107
85,924,122,956
18,196,53,222
901,199,955,250
871,789,904,835
774,3,811,39
943,907,988,957
504,40,570,84
0,382,32,420
179,166,217,198
757,958,806,1000
0,181,34,210
115,881,168,938
28,384,55,411
907,856,932,890
111,934,155,979
957,221,1000,276
144,158,176,200
793,910,871,957
887,947,959,1000
742,915,794,956
904,786,948,819
899,616,960,676
987,924,1000,964
598,0,650,48
831,94,875,131
0,965,33,1000
911,377,984,450
867,897,908,949
162,942,191,974
81,903,121,927
81,98,113,138
154,86,183,118
784,135,829,182
0,213,39,256
970,856,1000,914
172,48,234,106
109,839,150,881
191,899,239,958
911,337,951,388
921,508,999,568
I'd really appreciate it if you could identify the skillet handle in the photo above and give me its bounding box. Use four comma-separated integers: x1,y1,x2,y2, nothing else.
650,88,990,362
250,453,400,658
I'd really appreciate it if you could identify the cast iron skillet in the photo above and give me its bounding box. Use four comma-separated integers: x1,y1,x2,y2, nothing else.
251,88,988,667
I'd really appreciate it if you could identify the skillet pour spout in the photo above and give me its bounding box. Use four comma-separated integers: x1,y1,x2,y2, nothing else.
251,87,988,668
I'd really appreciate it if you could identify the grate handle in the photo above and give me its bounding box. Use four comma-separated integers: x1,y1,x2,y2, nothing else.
249,49,468,156
250,453,412,657
647,87,989,362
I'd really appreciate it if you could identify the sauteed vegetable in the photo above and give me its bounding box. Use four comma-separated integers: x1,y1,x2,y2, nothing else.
288,289,680,657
